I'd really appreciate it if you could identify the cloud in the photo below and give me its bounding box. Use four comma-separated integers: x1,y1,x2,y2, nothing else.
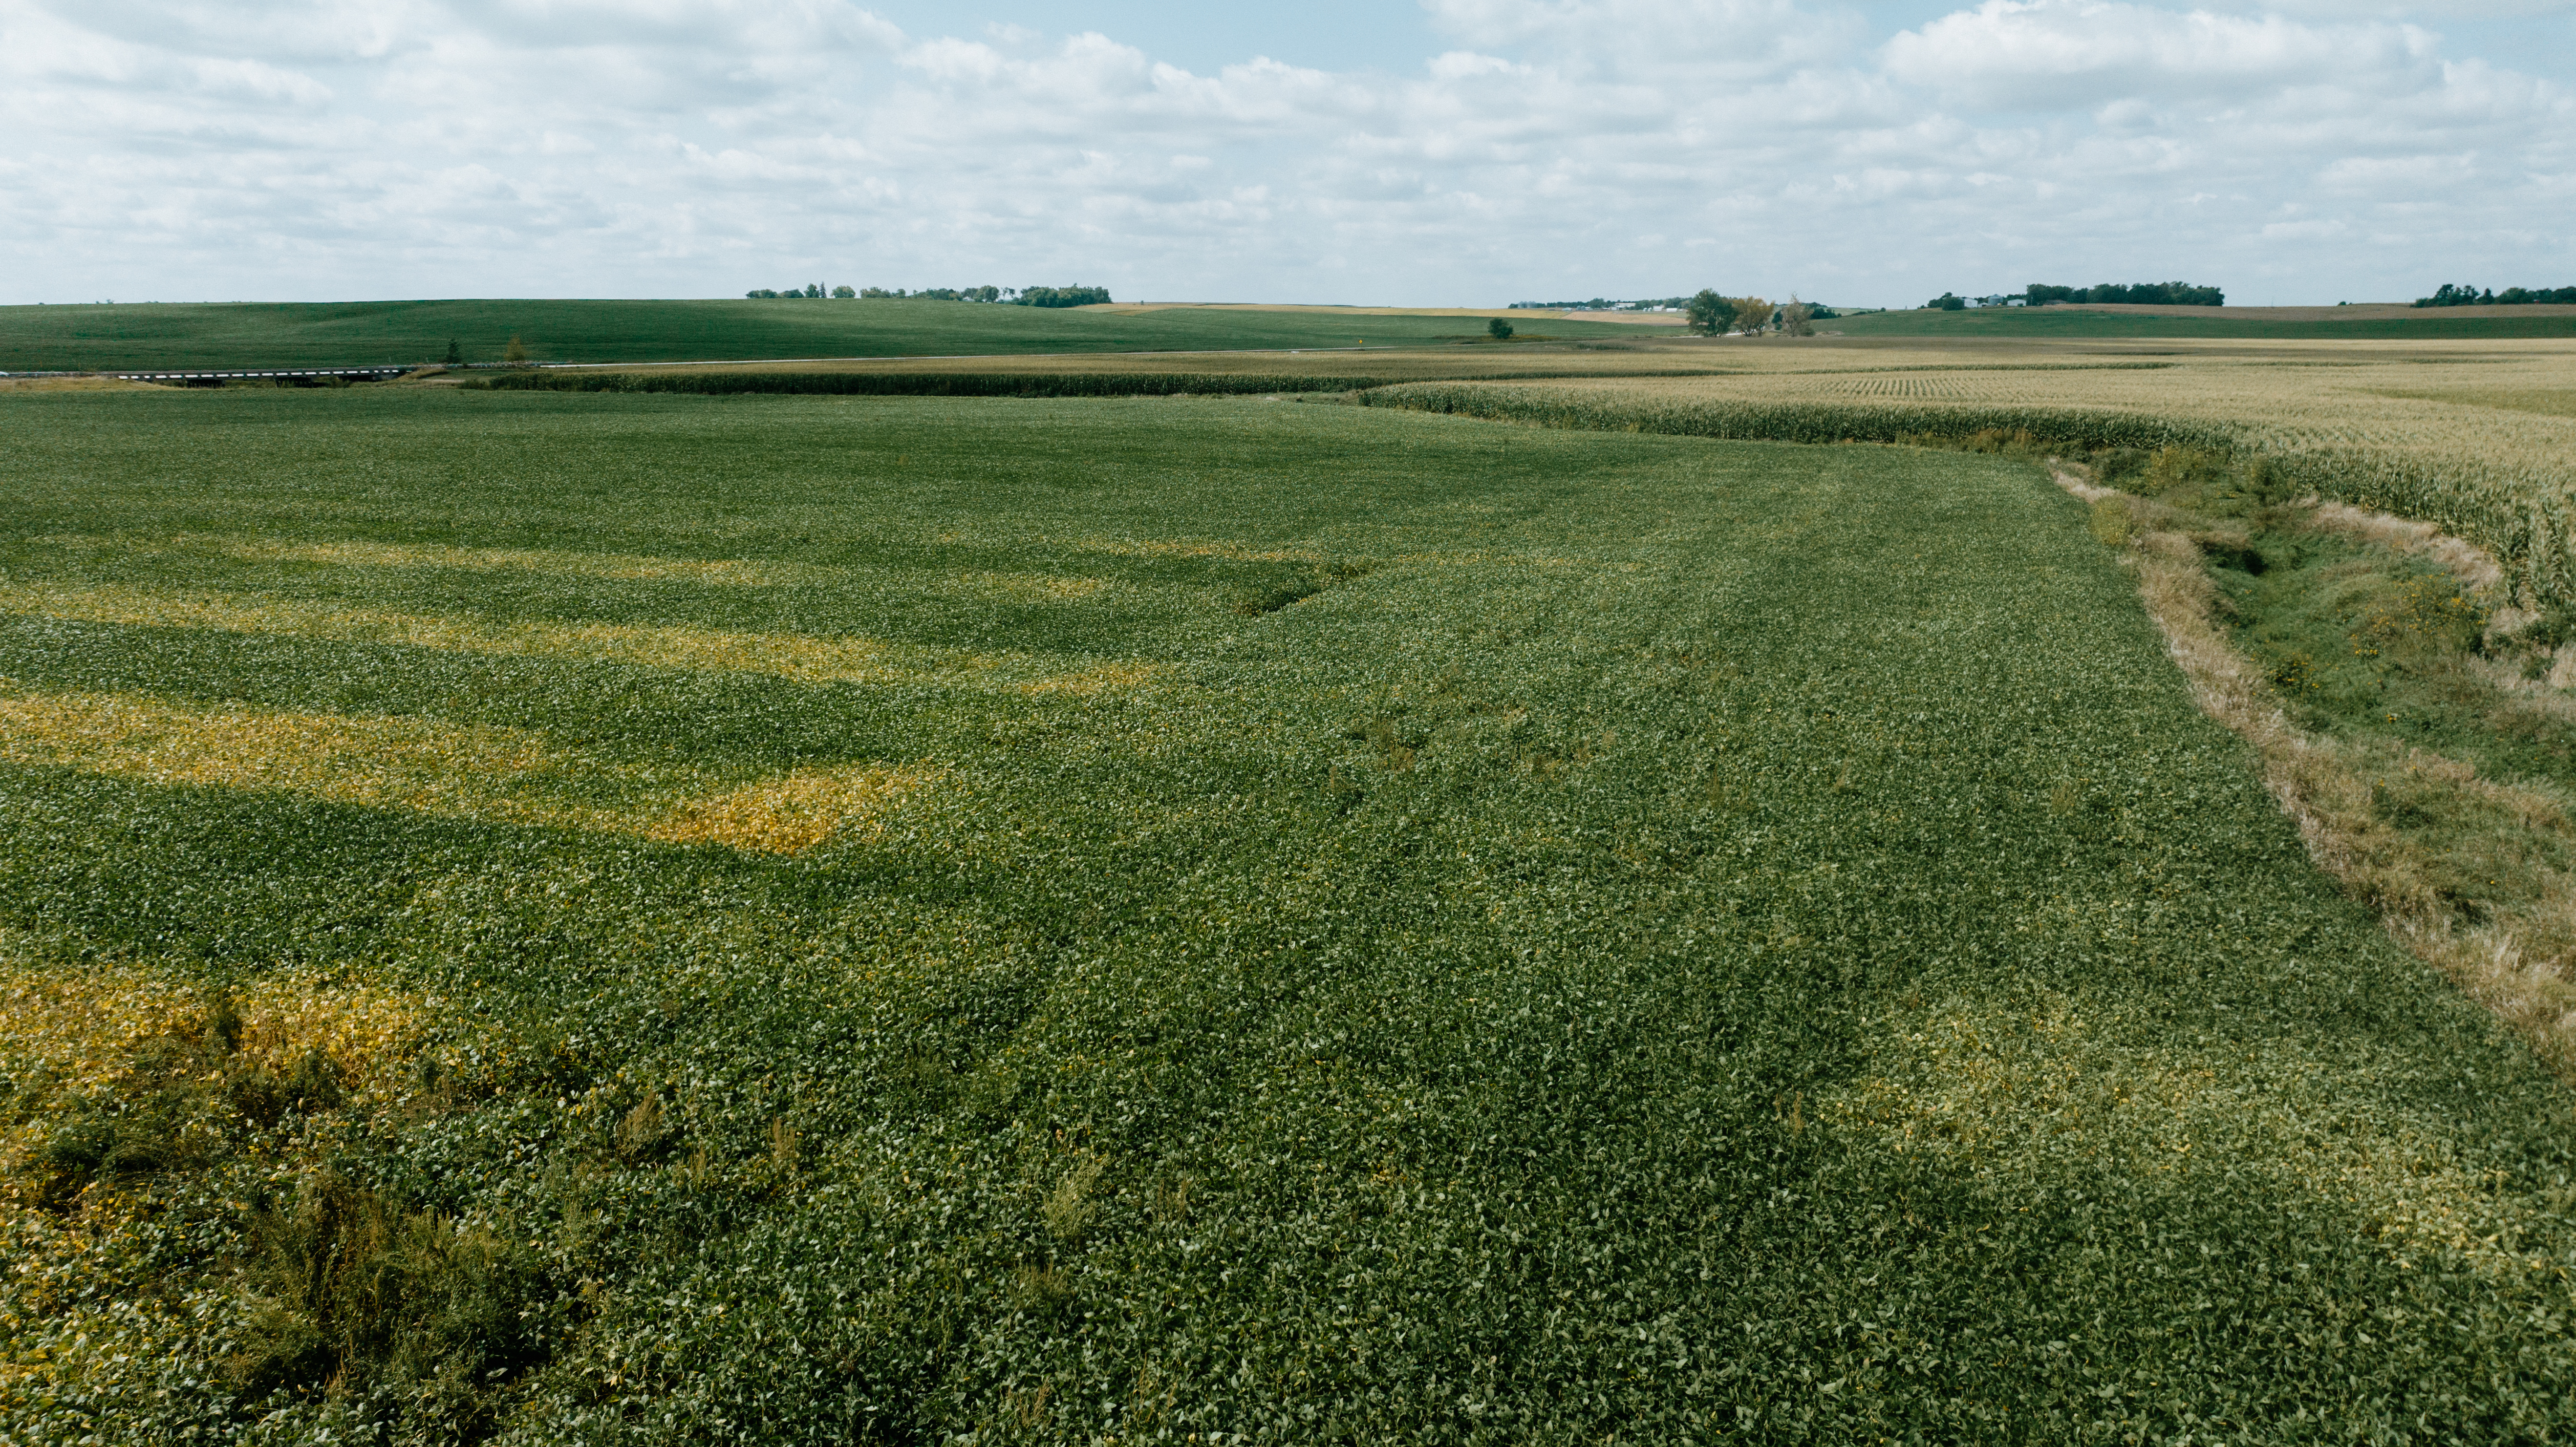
0,0,2568,307
1882,1,2441,109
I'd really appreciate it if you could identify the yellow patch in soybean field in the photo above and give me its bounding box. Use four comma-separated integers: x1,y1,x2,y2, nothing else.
1829,994,2555,1281
34,533,1143,608
1072,537,1326,565
0,578,1156,696
641,766,930,853
0,688,930,854
215,536,833,587
0,944,433,1110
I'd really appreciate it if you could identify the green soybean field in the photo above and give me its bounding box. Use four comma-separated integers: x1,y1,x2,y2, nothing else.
0,299,1650,374
3,387,2572,1444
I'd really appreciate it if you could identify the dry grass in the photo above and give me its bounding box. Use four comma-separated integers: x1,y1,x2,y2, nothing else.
0,578,1157,697
0,687,932,854
2061,471,2576,1077
0,376,168,392
2301,501,2507,595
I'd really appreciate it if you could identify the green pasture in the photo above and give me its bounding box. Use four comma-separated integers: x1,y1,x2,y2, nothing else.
0,299,1646,373
1835,307,2576,340
3,390,2573,1444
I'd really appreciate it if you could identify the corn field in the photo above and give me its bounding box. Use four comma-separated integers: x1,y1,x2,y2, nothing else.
1363,342,2576,609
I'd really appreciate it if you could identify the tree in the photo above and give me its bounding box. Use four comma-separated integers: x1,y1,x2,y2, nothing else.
1487,317,1514,340
1684,290,1734,336
1013,285,1113,308
504,335,528,365
442,339,461,366
1927,293,1966,311
1732,297,1773,334
2026,281,2222,307
1779,298,1814,338
832,286,856,298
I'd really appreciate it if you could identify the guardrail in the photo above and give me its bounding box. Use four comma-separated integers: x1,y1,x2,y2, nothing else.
106,366,424,383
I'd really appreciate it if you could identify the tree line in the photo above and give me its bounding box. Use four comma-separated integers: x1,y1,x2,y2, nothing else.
2022,281,2223,307
742,284,1113,307
1682,292,1836,337
2416,283,2576,307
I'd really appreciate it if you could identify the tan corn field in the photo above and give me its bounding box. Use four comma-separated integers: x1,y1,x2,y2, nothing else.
1365,340,2576,608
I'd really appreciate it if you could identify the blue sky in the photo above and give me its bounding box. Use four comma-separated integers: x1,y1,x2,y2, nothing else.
2,0,2569,308
859,1,2576,83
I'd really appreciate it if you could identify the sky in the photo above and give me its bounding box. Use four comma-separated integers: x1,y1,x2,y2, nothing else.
1,0,2570,308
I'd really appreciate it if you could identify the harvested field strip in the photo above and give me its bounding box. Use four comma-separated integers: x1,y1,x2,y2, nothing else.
0,579,1159,695
0,688,929,853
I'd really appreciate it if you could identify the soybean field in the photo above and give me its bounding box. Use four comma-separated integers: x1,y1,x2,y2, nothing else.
4,387,2575,1444
0,298,1652,374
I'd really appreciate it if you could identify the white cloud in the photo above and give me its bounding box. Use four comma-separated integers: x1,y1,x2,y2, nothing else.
0,0,2567,307
1882,1,2441,109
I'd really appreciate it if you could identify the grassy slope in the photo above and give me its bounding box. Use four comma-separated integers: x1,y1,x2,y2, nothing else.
0,299,1645,373
1,391,2572,1442
1836,307,2576,340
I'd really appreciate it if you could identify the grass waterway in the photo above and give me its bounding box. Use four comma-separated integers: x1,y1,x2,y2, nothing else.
2,388,2571,1443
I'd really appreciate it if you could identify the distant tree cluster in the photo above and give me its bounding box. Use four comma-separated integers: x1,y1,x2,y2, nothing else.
1012,286,1113,308
2416,283,2576,307
2023,281,2224,307
1679,292,1829,337
747,284,1112,306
